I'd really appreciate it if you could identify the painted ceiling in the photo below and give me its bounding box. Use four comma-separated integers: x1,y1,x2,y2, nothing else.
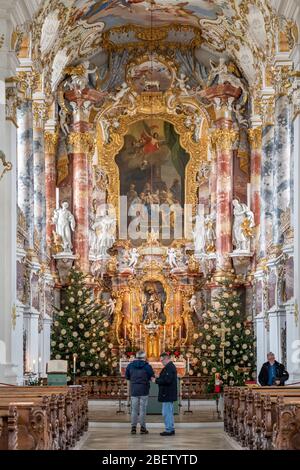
25,0,297,96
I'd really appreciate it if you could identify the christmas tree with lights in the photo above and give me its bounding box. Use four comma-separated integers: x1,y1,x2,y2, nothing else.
187,283,256,391
51,269,118,379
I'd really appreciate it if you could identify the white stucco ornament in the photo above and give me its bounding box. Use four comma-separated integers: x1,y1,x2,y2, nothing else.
52,47,69,91
41,10,60,56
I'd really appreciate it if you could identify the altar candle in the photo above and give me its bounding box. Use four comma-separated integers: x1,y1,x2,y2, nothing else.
187,357,190,374
33,359,36,373
73,354,77,374
171,325,174,344
56,187,60,209
38,356,42,374
247,183,251,208
124,325,127,342
179,326,182,343
163,325,166,349
139,325,142,344
119,358,122,374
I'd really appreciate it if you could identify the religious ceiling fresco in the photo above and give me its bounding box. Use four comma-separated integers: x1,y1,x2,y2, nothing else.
14,0,297,102
73,0,229,30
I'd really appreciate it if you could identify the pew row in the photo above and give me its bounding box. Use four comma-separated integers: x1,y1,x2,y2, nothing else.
0,385,88,450
224,386,300,450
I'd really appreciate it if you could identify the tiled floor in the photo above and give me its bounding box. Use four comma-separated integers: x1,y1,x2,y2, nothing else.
77,423,237,450
77,400,238,450
88,399,222,423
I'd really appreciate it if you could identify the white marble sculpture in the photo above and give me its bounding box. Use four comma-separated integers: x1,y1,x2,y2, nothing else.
92,211,116,258
112,82,130,105
188,294,198,313
232,199,255,253
175,73,190,95
167,247,179,269
127,248,139,269
192,207,205,255
52,202,75,253
105,297,116,318
59,108,69,136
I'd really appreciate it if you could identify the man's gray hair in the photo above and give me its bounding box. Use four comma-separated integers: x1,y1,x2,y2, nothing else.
267,352,275,357
136,350,146,360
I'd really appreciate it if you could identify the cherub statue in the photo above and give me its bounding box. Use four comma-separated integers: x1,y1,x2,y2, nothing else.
112,82,130,105
128,248,139,269
175,73,190,95
167,247,179,269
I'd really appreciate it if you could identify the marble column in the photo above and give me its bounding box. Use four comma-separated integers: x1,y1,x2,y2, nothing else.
204,84,240,276
273,93,292,246
32,100,46,257
44,132,59,259
17,100,34,247
211,128,238,273
248,127,262,228
260,124,275,257
65,88,103,273
68,132,92,273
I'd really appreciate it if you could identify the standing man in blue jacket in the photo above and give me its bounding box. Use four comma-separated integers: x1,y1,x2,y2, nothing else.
125,351,155,435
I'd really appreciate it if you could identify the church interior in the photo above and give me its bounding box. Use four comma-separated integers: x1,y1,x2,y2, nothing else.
0,0,300,453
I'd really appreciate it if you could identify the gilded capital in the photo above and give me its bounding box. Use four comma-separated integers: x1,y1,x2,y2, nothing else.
44,132,59,153
210,128,238,151
68,132,94,154
247,127,262,150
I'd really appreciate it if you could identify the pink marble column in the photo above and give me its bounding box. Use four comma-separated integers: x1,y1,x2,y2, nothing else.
248,127,262,228
65,88,104,273
44,132,58,258
204,84,241,275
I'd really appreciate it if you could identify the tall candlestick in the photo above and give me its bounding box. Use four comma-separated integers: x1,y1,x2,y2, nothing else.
38,356,42,374
187,357,190,374
247,183,251,208
139,325,142,345
163,325,166,350
73,354,77,374
33,359,36,373
124,325,127,343
179,326,182,344
56,187,60,209
171,325,174,345
119,358,122,375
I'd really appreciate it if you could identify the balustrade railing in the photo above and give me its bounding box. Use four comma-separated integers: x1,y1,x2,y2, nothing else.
75,376,213,400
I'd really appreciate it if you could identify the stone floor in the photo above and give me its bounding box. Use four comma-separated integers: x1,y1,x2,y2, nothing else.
77,399,239,450
88,399,222,423
77,423,238,450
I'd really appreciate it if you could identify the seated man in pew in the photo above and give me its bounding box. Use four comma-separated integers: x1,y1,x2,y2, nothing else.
258,352,289,386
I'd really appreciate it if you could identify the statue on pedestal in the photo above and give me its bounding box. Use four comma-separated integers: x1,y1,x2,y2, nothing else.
52,202,75,253
232,199,255,253
204,212,216,253
90,210,116,258
192,207,205,255
167,247,179,269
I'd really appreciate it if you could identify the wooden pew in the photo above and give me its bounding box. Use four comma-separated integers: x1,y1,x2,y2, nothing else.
224,386,300,450
272,397,300,450
0,385,88,450
0,399,52,450
0,406,18,450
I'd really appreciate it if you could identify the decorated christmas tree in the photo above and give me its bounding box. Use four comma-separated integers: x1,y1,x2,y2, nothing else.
51,269,118,379
187,282,256,390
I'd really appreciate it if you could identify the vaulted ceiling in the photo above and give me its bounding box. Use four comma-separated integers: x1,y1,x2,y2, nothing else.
14,1,298,97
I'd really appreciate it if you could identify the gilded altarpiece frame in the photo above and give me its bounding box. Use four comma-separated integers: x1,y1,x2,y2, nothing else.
95,92,209,236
